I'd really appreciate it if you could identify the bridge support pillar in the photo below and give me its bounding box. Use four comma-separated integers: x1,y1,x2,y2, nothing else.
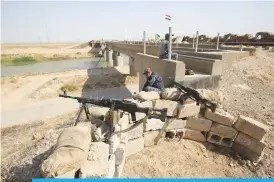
116,55,123,66
106,49,113,67
129,57,138,77
113,51,118,66
104,49,107,60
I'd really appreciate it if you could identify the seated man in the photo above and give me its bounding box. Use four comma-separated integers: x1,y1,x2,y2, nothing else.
158,33,178,60
142,68,164,93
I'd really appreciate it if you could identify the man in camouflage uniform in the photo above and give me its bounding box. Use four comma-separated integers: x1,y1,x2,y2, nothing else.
158,33,178,60
142,68,165,93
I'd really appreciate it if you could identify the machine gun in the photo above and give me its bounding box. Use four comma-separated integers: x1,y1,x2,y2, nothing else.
169,78,217,112
59,92,167,128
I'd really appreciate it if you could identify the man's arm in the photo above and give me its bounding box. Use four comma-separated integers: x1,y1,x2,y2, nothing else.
146,76,156,86
142,76,157,91
142,81,148,91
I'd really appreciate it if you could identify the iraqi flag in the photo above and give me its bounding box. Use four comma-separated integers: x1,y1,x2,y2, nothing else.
165,14,171,21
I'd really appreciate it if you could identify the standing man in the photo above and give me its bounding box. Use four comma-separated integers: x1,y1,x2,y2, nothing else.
158,33,178,60
142,68,164,93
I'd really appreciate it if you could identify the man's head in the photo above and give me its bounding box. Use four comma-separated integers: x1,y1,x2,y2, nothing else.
143,68,152,78
165,33,174,40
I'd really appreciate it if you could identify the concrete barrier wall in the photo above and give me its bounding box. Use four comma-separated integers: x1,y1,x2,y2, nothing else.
220,46,256,56
178,55,222,75
108,43,221,76
175,43,218,49
133,53,185,91
205,51,250,61
174,50,223,60
174,50,250,61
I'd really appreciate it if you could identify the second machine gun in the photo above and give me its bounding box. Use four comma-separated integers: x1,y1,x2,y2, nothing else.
169,78,217,112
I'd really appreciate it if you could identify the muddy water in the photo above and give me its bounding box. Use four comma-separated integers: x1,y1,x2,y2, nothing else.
1,57,108,77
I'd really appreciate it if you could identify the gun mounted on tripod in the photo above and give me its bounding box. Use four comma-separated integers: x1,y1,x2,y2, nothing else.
59,92,168,127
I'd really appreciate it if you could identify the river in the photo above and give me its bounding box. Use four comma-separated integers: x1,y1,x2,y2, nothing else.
1,57,108,77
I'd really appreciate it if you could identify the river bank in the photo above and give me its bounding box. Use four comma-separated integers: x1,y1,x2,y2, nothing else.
1,42,94,66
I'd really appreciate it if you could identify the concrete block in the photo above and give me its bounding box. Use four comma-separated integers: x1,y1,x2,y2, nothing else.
154,99,179,117
166,130,177,139
127,123,143,140
81,142,109,178
107,154,115,178
210,123,238,138
114,163,125,178
165,118,186,131
234,132,266,155
113,142,127,178
234,115,268,141
109,134,120,154
143,130,164,147
55,170,76,178
204,108,234,126
126,137,144,157
144,118,164,131
207,131,233,147
182,128,206,142
88,142,109,161
93,122,110,142
118,114,130,131
114,143,127,166
177,102,200,118
232,142,264,162
80,160,108,178
185,117,212,132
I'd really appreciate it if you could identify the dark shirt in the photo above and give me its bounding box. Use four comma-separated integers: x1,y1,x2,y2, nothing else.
143,72,164,91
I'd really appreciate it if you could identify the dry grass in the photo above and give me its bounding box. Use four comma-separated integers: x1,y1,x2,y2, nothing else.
60,83,78,92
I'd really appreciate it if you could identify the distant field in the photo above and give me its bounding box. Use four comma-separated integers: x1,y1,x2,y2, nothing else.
1,42,93,66
1,43,83,49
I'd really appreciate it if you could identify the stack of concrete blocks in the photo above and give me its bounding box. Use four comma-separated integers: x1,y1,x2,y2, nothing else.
202,108,268,162
51,92,269,179
232,116,268,162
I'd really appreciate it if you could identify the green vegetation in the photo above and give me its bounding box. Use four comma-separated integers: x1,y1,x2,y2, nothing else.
9,76,18,83
1,55,36,66
60,83,78,92
1,54,79,67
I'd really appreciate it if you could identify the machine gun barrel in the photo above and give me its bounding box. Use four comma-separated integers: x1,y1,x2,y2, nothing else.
58,94,167,122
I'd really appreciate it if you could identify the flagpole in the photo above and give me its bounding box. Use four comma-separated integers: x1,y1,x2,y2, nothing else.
168,27,172,61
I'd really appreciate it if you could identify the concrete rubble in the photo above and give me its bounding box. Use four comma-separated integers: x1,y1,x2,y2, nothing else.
40,89,269,179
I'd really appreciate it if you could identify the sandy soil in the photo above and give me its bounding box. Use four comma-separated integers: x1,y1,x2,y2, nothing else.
1,67,138,104
1,49,274,180
1,43,92,57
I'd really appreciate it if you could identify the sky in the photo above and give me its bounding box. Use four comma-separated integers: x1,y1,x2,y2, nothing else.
1,1,274,43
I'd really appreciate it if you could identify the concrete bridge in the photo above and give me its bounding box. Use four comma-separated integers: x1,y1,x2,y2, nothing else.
103,41,256,91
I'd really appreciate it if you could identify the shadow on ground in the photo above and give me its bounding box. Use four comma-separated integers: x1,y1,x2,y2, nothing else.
6,147,54,182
